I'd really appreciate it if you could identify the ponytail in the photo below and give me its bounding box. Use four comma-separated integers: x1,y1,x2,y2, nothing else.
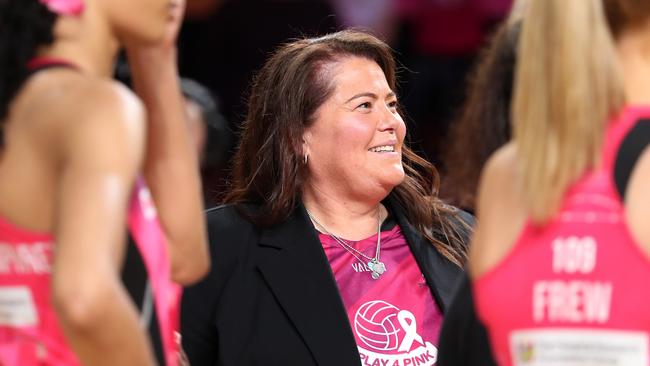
512,0,624,223
0,0,56,146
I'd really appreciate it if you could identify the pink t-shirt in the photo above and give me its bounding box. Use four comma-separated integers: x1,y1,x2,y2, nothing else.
474,106,650,366
321,224,443,366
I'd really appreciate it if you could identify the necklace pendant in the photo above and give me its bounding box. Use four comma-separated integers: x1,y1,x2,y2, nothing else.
368,259,386,280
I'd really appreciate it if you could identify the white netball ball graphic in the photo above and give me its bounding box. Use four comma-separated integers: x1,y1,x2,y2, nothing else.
354,300,402,351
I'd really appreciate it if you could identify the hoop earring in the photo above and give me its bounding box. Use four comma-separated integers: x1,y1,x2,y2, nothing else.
303,154,309,165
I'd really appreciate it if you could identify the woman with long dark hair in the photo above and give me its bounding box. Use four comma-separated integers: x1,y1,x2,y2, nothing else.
441,20,520,213
181,30,473,366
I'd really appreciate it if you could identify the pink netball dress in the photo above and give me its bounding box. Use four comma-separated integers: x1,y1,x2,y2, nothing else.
0,216,73,365
0,175,180,366
474,106,650,366
127,178,182,366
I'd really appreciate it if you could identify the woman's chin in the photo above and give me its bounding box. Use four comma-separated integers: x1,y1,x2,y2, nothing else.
387,166,406,185
377,170,406,193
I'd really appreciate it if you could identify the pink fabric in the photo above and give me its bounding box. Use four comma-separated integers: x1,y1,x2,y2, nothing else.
321,226,443,365
0,217,80,365
474,106,650,366
0,177,180,366
128,177,181,366
39,0,84,16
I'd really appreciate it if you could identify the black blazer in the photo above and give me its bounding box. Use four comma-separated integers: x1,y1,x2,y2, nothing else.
181,197,471,366
437,273,498,366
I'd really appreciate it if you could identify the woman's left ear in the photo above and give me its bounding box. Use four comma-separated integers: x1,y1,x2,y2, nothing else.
301,131,311,159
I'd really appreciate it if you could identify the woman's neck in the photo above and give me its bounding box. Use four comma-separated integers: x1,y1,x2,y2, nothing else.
618,21,650,105
38,5,119,78
302,184,387,241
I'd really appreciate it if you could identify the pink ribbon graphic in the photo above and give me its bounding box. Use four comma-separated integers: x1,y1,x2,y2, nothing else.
397,310,424,353
39,0,85,16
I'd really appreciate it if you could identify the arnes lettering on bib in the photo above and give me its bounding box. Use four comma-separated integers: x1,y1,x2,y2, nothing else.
0,242,52,275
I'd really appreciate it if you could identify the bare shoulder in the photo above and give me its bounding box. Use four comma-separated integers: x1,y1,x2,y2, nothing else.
23,73,147,169
39,74,144,136
469,142,527,278
62,77,145,145
480,142,518,190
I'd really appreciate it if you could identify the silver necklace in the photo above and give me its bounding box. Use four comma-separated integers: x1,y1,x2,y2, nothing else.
306,209,387,280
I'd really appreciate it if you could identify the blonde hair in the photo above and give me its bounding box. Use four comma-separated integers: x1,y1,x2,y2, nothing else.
513,0,625,223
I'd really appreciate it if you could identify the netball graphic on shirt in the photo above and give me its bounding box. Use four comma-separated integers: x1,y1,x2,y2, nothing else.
354,300,438,366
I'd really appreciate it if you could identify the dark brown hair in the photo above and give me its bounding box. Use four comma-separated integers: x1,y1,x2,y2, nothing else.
604,0,650,37
225,30,471,267
441,21,520,211
0,0,56,146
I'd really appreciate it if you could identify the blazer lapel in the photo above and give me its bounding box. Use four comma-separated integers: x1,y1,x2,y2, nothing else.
256,204,360,366
388,197,463,313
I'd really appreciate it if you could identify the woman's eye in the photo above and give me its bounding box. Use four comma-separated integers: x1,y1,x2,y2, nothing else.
357,102,372,109
388,101,398,109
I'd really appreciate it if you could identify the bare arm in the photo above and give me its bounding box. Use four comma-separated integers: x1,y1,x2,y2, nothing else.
126,1,209,285
468,142,527,279
51,83,156,366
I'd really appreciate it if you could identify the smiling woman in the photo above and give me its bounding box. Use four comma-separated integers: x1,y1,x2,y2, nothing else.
302,57,407,221
180,30,474,366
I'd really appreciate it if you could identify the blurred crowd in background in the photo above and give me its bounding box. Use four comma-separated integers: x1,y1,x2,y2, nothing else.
176,0,514,206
